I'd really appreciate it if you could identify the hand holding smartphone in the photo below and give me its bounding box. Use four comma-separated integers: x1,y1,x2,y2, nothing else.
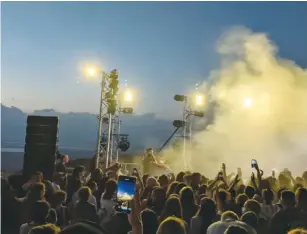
116,175,137,213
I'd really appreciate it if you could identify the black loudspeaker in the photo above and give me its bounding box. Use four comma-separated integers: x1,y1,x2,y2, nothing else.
23,116,59,180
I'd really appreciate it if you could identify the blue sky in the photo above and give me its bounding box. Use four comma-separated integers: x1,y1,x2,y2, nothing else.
2,2,307,118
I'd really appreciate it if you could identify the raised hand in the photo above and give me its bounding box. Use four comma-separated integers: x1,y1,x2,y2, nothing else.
251,172,256,183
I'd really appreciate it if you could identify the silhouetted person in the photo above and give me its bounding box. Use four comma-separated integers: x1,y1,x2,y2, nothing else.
141,209,159,234
180,187,198,226
72,187,99,224
20,200,50,234
190,197,219,234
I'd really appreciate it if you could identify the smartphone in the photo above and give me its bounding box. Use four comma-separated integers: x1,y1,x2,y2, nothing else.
116,175,137,213
251,159,258,168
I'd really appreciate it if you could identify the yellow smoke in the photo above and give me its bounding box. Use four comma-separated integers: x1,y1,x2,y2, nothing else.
165,27,307,177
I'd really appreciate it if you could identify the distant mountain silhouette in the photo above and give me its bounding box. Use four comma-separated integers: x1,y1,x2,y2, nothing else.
1,104,175,152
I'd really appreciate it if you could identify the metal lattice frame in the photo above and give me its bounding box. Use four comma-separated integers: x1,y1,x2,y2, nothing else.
96,72,114,169
111,114,120,164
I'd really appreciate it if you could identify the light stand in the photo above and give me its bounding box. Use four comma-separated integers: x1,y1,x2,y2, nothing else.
173,94,205,170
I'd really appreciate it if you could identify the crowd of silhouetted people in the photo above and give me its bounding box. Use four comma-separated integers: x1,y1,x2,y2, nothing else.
1,155,307,234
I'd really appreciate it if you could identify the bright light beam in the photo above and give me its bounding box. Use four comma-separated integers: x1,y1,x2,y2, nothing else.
195,95,204,106
88,68,96,76
124,90,133,102
243,98,253,108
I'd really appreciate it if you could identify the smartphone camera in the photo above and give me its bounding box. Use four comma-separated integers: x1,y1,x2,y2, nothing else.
251,159,257,168
116,175,136,213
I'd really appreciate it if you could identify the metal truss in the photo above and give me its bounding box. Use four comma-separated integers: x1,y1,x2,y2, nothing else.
96,72,114,169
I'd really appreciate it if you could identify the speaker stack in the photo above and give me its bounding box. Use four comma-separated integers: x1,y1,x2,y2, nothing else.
23,116,59,180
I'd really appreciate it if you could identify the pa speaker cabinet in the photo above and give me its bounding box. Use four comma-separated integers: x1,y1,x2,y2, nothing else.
23,116,59,180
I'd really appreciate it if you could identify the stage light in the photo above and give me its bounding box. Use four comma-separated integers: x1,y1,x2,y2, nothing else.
243,98,252,108
173,120,185,128
174,94,186,102
118,135,130,152
124,90,133,102
191,111,204,117
120,107,133,114
88,68,96,76
195,94,204,106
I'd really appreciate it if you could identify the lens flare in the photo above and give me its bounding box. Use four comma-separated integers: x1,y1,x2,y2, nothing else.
243,98,252,108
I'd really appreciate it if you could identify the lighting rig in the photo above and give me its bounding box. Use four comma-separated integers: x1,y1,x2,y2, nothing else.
173,92,205,170
95,69,134,168
110,103,133,165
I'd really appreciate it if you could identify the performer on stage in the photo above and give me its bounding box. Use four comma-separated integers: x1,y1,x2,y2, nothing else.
142,148,171,175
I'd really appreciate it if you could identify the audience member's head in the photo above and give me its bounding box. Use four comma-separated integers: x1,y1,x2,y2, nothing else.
183,174,192,185
176,172,185,183
52,190,67,208
43,180,55,203
141,209,159,234
157,217,186,234
240,211,258,231
86,180,98,193
166,181,179,198
198,184,207,196
243,199,261,216
244,186,256,199
151,187,166,205
30,224,61,234
146,177,159,189
30,200,50,224
160,196,183,222
277,188,287,201
221,211,239,221
72,166,85,180
158,175,169,189
196,197,217,220
103,179,117,200
262,188,274,205
191,173,201,187
179,186,195,208
90,168,103,182
78,187,91,202
296,188,307,211
174,182,187,195
281,190,296,208
224,225,248,234
279,173,291,189
236,193,248,208
253,194,262,203
28,183,46,202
